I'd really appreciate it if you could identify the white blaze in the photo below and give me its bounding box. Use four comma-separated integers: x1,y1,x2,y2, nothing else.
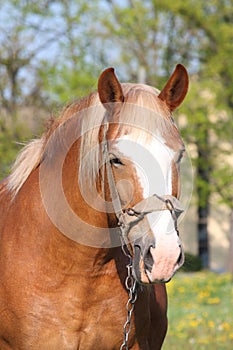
116,133,177,237
116,133,174,197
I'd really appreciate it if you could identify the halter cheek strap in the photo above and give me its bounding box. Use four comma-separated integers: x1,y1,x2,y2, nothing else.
105,142,123,219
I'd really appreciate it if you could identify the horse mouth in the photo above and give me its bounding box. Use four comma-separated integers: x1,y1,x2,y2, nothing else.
133,245,151,284
132,245,183,284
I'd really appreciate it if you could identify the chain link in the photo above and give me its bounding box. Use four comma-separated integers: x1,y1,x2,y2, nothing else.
120,242,138,350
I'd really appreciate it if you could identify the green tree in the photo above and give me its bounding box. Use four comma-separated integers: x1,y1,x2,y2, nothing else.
0,0,100,178
0,0,65,177
38,0,102,105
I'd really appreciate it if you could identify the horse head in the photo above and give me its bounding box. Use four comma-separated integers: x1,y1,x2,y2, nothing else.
97,65,188,284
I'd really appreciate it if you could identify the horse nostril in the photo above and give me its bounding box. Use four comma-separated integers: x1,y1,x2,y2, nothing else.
143,247,154,273
176,250,184,266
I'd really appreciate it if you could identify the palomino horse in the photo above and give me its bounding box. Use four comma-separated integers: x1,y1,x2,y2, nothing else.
0,64,188,349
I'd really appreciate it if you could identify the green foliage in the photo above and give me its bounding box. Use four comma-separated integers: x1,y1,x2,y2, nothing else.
0,0,100,178
181,253,203,272
212,165,233,208
0,121,31,180
34,0,102,105
0,131,19,180
39,61,97,106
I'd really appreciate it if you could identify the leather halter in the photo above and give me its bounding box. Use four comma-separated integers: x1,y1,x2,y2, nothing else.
102,120,184,250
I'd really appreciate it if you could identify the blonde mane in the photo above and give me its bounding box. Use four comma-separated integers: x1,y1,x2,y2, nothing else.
7,138,45,195
7,83,180,197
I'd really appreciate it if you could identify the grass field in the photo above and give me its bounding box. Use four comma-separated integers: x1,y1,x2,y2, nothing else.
162,272,233,350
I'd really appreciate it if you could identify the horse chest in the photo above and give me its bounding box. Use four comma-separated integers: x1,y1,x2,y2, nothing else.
0,281,144,350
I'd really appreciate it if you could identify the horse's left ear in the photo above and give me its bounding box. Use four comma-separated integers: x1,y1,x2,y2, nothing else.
158,64,189,112
98,67,124,110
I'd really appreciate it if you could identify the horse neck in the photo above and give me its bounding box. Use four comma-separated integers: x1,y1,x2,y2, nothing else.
49,140,116,267
8,142,115,276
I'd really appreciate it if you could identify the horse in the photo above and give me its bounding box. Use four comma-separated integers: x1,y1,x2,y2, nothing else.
0,64,188,350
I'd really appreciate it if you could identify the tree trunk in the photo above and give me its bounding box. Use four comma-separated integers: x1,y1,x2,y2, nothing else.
197,205,209,269
196,129,211,269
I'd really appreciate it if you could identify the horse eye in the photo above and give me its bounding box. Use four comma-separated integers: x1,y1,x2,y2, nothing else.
176,149,185,163
110,158,123,166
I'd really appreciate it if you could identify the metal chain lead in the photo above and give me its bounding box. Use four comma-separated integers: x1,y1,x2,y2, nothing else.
120,238,138,350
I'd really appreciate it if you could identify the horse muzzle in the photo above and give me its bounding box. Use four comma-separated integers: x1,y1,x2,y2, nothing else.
132,234,184,284
116,194,185,284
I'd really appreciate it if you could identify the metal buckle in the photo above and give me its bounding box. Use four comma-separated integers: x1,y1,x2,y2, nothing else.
123,208,141,217
165,199,174,212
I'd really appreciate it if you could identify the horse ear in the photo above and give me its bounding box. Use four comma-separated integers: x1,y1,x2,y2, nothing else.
98,68,124,108
158,64,188,112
